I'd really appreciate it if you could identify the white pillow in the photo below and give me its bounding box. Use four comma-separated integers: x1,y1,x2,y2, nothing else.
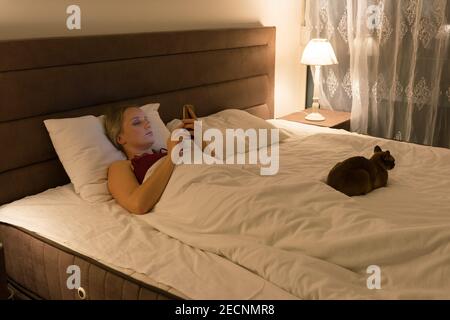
44,115,124,203
44,103,169,202
198,108,289,160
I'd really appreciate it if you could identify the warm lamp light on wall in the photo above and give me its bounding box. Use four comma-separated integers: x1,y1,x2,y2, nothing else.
301,39,338,121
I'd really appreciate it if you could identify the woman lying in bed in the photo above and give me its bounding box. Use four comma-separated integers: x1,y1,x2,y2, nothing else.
104,105,193,215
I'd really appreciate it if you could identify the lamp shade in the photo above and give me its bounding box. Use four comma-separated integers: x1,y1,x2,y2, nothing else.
301,39,338,66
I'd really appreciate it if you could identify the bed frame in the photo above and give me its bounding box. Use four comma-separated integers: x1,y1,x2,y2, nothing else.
0,27,276,299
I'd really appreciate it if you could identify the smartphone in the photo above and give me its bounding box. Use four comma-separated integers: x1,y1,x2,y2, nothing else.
182,104,197,120
182,104,197,137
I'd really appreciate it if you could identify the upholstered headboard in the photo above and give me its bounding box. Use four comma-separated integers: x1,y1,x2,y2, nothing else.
0,27,275,205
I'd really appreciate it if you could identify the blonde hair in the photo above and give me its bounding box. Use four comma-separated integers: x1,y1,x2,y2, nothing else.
104,105,138,151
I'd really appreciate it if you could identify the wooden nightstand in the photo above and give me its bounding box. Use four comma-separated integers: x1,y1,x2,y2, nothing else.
0,242,9,300
279,109,351,131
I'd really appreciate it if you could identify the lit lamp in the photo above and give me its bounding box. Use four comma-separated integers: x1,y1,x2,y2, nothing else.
301,39,338,121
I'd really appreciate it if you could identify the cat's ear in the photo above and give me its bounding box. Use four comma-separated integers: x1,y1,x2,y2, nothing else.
374,145,382,153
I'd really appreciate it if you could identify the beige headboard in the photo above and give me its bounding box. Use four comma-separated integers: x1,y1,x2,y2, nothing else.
0,27,275,205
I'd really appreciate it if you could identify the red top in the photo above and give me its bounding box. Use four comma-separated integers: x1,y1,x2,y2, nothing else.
131,149,168,184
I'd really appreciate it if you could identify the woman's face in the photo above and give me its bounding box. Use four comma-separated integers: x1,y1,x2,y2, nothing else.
117,107,154,150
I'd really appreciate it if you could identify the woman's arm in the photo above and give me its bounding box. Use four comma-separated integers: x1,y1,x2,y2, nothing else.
108,155,175,215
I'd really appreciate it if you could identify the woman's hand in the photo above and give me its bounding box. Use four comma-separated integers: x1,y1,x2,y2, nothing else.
166,120,192,154
166,136,181,155
181,118,195,131
166,118,200,160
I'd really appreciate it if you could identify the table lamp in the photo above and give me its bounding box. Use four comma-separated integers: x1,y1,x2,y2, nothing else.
301,39,338,121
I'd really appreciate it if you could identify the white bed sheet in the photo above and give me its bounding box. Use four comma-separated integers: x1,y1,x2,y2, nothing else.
0,179,296,300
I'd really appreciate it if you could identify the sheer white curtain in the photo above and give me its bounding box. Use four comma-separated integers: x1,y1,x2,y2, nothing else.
306,0,450,147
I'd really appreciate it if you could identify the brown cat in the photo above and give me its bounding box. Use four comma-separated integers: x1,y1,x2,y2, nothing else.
326,145,395,196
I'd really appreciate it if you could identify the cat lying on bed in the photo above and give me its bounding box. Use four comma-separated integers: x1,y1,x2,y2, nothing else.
326,145,395,196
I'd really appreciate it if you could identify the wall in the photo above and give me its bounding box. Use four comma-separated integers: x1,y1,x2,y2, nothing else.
0,0,307,116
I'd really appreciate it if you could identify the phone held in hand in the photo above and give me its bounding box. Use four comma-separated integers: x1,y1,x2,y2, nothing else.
182,104,197,120
182,104,197,137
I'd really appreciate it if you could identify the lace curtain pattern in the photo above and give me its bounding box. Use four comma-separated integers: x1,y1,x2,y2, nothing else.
306,0,450,147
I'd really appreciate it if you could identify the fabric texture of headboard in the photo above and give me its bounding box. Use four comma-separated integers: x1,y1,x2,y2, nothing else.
0,27,275,205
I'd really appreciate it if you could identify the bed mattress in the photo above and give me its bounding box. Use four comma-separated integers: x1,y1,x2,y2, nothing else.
0,120,300,300
0,193,294,300
0,223,180,300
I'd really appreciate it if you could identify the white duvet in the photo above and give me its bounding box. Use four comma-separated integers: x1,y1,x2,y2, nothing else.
138,120,450,299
